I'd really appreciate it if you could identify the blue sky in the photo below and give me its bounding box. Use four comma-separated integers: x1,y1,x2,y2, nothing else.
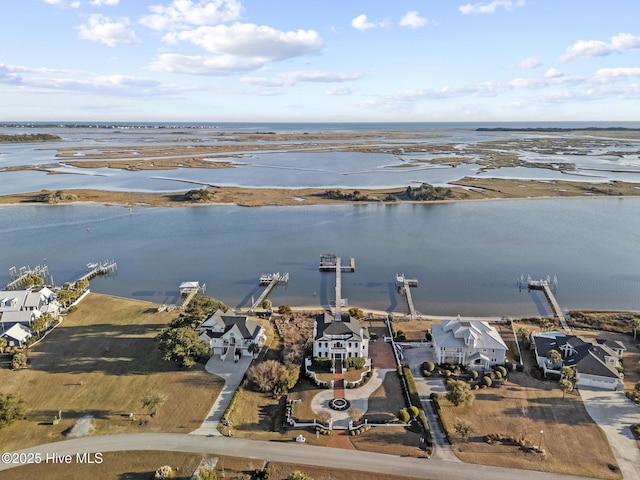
1,0,640,122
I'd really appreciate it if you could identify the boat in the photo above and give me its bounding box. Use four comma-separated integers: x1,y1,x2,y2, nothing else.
157,304,167,312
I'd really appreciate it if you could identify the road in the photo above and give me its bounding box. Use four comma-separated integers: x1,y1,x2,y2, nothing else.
0,433,595,480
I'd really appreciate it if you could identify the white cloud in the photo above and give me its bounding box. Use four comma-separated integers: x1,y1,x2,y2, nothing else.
169,23,322,61
326,85,357,96
544,68,563,79
241,70,363,87
146,53,264,75
459,0,525,15
77,14,141,47
140,0,242,31
561,33,640,62
90,0,120,5
518,56,541,69
351,14,386,31
593,67,640,84
43,0,80,7
399,11,428,28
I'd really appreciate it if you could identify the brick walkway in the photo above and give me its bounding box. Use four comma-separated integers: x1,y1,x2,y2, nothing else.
326,428,356,450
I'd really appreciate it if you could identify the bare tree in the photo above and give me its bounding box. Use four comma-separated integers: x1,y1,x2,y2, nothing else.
247,360,282,392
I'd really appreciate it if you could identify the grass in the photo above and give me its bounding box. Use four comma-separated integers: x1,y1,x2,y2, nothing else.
0,293,223,451
437,370,621,479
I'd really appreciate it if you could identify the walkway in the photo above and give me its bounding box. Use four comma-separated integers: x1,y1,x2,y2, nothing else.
402,345,461,462
1,433,596,480
580,388,640,479
190,353,253,436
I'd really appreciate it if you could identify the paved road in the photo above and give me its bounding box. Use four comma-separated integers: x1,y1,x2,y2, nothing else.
580,388,640,479
0,433,596,480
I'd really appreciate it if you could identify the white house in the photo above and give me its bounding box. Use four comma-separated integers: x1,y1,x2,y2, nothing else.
0,287,59,345
199,309,266,359
431,317,508,369
531,332,624,390
2,323,32,348
312,312,369,365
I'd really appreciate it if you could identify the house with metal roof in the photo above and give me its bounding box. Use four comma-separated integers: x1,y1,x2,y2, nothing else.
0,287,59,346
199,309,266,360
531,332,624,390
431,316,508,369
312,312,369,366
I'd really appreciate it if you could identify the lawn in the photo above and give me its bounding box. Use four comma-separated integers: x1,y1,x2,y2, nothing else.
0,293,223,451
437,370,621,479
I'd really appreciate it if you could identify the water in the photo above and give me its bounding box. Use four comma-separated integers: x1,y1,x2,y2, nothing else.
1,198,638,317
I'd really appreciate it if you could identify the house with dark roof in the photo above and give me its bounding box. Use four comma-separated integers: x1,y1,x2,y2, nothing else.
312,312,369,366
531,332,624,390
199,309,266,360
431,317,508,369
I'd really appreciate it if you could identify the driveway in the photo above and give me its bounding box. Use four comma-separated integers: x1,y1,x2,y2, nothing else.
580,388,640,479
190,353,253,436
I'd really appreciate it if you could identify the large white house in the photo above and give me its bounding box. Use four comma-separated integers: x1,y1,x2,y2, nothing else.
531,332,624,390
313,312,369,365
0,287,59,347
431,317,508,369
199,309,266,359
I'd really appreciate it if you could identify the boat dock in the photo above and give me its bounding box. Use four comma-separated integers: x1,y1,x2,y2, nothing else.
525,275,571,333
251,272,289,311
6,264,51,290
319,253,355,272
396,273,419,319
73,260,117,287
179,281,205,309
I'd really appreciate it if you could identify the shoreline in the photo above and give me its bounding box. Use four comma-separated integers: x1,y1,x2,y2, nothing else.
1,177,640,208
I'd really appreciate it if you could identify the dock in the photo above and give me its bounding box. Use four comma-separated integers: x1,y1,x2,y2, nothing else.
6,264,51,290
525,275,571,333
179,281,205,309
251,272,289,311
396,273,419,319
73,260,117,288
319,254,355,320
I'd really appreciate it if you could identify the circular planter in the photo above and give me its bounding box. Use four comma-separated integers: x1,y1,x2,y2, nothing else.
329,398,351,411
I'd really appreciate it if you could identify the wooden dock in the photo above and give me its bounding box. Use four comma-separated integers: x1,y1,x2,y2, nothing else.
396,274,419,319
73,260,117,288
6,264,50,290
251,272,289,311
527,277,571,333
335,257,342,320
179,281,205,309
319,254,355,320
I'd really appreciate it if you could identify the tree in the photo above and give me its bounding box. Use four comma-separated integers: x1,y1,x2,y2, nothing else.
247,360,282,392
247,342,260,358
277,363,300,393
288,471,314,480
154,465,173,479
278,304,292,315
25,275,44,287
631,317,640,341
156,327,209,368
31,313,52,336
75,278,89,291
260,298,272,310
12,352,27,369
539,318,552,331
316,409,331,425
348,307,364,319
559,378,573,399
0,393,26,429
349,407,363,423
546,349,562,366
0,337,7,354
454,418,474,442
197,468,217,480
446,380,475,407
560,366,576,399
141,390,167,416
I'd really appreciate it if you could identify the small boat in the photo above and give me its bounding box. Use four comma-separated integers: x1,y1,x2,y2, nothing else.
157,304,167,312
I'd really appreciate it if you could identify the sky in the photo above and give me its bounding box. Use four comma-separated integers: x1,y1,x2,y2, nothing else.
1,0,640,122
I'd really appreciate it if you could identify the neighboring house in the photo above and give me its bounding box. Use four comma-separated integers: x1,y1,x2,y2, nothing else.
0,287,59,343
531,332,624,390
199,309,266,359
431,316,508,369
2,323,32,348
312,312,370,365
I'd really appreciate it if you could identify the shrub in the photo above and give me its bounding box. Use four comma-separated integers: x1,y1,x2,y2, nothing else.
495,366,508,378
155,465,173,479
344,356,366,370
516,364,524,372
422,361,436,373
482,376,493,387
408,406,420,418
469,370,479,380
398,408,410,422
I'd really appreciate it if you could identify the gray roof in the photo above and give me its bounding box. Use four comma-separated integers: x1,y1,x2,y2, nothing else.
432,318,507,351
315,313,369,341
200,309,263,341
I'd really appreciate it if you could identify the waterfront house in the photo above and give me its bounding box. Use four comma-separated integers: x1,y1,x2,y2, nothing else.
0,287,59,334
312,312,370,365
531,332,624,390
431,317,508,369
199,309,266,359
2,323,32,348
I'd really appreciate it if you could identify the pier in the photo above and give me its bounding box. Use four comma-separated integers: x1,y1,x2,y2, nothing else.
179,281,206,309
319,254,355,320
6,264,51,290
396,274,419,319
251,272,289,311
73,260,117,288
524,275,571,333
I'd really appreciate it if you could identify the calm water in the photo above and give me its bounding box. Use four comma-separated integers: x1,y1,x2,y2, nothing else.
1,198,638,317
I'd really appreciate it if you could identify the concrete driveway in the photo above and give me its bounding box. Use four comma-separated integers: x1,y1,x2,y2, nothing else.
580,388,640,479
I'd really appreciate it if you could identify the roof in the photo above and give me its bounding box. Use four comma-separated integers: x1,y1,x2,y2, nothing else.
179,281,200,289
200,309,263,340
431,317,507,351
532,333,621,379
315,313,369,341
595,338,626,352
2,323,32,343
0,310,40,325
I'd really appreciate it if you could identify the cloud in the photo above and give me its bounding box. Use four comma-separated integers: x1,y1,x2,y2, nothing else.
326,85,357,96
90,0,120,5
518,56,542,69
459,0,525,15
399,11,428,28
593,67,640,84
241,70,363,87
167,23,322,60
544,68,563,79
146,53,264,75
351,14,386,31
140,0,242,31
77,14,141,47
561,33,640,62
43,0,80,7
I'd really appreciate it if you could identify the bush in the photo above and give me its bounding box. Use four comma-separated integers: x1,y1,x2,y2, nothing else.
516,364,524,372
482,376,493,387
408,406,420,418
344,356,366,370
422,361,436,373
494,366,508,378
398,408,410,422
469,370,479,380
155,465,173,479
